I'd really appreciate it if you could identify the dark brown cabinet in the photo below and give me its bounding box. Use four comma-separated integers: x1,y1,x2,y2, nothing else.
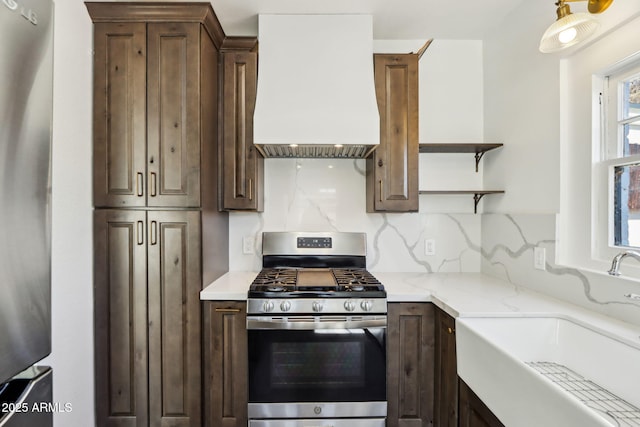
367,54,419,212
94,209,202,427
88,4,230,427
387,303,435,427
90,5,217,209
203,301,248,427
434,307,458,427
459,380,505,427
220,47,263,211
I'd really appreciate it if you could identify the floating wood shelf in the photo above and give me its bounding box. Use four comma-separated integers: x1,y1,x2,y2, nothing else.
418,190,505,214
419,143,503,172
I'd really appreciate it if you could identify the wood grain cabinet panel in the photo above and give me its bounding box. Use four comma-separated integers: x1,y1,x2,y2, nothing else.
147,23,201,208
220,49,263,211
94,209,149,427
92,22,147,208
387,303,435,427
434,308,458,427
94,210,202,427
459,379,505,427
91,16,207,209
203,301,248,427
367,54,419,212
147,211,202,427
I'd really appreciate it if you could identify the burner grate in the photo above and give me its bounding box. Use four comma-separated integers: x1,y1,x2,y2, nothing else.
332,268,381,287
526,361,640,426
251,268,298,290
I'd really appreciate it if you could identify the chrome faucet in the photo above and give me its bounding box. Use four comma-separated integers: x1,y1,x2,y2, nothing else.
608,250,640,276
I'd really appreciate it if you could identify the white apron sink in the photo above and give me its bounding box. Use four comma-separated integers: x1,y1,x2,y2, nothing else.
456,316,640,427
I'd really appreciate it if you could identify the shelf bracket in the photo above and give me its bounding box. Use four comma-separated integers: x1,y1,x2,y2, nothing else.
473,193,485,214
474,151,485,173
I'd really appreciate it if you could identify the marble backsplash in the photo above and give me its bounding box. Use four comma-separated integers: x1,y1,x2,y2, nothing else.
228,158,640,326
229,158,482,273
481,214,640,326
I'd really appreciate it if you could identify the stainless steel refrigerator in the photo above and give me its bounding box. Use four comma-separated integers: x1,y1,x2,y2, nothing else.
0,0,54,424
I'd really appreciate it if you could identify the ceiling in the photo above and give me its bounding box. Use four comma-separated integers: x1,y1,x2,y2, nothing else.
209,0,530,40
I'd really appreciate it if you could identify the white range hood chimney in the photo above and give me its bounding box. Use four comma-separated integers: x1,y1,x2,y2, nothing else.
253,14,380,158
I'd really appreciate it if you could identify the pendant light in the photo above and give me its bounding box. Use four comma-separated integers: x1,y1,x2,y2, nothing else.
539,0,614,53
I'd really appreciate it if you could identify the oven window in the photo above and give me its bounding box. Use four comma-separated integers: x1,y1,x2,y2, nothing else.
249,328,386,403
272,341,365,388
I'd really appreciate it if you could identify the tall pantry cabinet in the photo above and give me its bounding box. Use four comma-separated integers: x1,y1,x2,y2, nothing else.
86,3,229,426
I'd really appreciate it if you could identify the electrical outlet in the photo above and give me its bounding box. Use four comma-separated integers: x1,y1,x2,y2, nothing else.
425,239,436,256
534,247,546,270
242,236,254,254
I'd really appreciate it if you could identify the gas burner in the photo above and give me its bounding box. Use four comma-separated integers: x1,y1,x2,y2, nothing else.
252,268,298,287
332,268,381,287
247,232,386,304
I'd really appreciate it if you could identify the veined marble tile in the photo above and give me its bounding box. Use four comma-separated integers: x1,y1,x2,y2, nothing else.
481,214,640,326
229,159,482,273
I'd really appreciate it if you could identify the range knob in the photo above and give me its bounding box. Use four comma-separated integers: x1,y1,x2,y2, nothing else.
344,300,357,312
360,300,373,312
262,300,275,313
280,300,292,312
312,301,324,312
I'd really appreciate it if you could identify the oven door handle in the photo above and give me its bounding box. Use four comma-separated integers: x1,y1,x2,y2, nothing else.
246,316,387,330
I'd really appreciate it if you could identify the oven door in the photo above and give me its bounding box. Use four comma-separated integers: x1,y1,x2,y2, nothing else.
247,315,387,420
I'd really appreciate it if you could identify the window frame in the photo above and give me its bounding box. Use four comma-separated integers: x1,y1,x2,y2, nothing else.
595,60,640,264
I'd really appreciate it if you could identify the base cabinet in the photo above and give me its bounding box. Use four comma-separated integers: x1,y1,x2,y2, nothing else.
387,303,435,427
434,308,458,427
203,301,248,427
458,380,505,427
94,209,202,427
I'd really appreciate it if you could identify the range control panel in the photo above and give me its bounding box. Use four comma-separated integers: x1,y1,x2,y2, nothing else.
297,237,332,249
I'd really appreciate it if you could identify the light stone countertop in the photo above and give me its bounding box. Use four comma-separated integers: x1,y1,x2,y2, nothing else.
200,271,640,346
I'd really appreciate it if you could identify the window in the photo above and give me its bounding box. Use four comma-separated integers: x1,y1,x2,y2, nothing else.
604,65,640,249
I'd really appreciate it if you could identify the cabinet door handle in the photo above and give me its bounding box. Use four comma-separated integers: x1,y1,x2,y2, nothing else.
379,180,383,202
150,220,157,245
215,308,241,313
136,172,144,197
447,327,455,334
136,220,144,245
150,172,157,197
248,178,253,201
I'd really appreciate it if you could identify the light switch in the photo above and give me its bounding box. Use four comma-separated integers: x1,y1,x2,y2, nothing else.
425,239,436,256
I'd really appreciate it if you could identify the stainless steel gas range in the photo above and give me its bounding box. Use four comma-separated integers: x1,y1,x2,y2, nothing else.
247,232,387,427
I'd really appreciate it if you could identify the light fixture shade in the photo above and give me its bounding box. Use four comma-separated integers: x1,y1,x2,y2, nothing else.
539,12,599,53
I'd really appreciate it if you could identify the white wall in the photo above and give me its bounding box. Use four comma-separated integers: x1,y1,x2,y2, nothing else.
482,0,560,214
419,40,483,144
41,0,95,425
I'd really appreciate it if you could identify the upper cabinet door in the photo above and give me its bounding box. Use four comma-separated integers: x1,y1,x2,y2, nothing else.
221,50,263,211
93,21,202,209
367,54,419,212
147,23,201,208
93,22,147,208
